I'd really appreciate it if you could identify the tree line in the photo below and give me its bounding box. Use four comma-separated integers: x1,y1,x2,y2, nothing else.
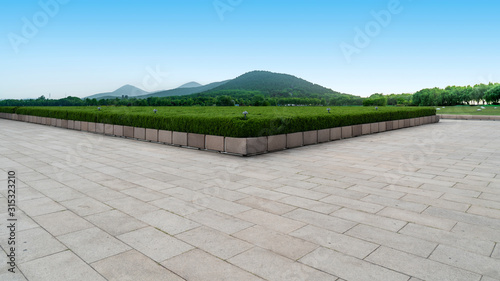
1,83,499,107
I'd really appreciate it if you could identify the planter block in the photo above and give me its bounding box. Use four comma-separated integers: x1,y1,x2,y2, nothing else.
68,120,74,129
303,131,318,145
88,122,96,132
341,126,352,139
370,123,379,133
36,116,42,124
386,121,393,131
352,125,362,137
172,131,188,146
414,118,421,126
206,135,224,151
409,119,415,127
318,129,330,143
74,121,81,130
247,137,267,155
404,119,410,127
124,126,134,138
392,120,399,130
12,114,18,120
61,119,68,128
378,122,386,132
330,127,341,141
41,117,47,125
95,123,105,134
56,119,62,127
81,122,88,131
187,133,205,149
286,132,303,148
146,129,158,142
362,124,371,135
134,127,146,140
268,134,287,151
399,119,405,128
105,124,114,135
225,137,247,155
159,130,172,144
113,125,124,136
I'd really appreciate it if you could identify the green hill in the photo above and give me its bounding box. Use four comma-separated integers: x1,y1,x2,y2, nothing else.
138,81,228,98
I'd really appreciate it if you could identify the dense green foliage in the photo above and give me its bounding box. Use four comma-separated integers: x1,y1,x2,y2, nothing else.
363,94,388,106
0,106,435,138
412,83,500,106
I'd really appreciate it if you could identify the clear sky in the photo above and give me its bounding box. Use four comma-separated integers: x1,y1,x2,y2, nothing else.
1,0,499,99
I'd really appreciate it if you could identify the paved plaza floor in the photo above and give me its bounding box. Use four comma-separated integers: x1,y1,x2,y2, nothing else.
1,118,500,281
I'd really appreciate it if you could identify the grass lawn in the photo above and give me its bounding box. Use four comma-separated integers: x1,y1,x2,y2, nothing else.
435,105,500,115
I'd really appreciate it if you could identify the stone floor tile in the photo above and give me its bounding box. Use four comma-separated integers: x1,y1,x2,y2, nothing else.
365,246,481,281
39,186,86,202
235,209,306,233
117,227,193,262
163,249,263,281
361,194,428,213
237,186,289,200
17,197,65,217
378,207,457,230
58,227,131,263
233,225,317,260
321,194,384,213
236,196,297,215
176,226,253,259
92,250,184,281
300,247,409,281
19,251,106,281
399,223,494,256
138,210,199,235
228,247,335,281
84,209,147,236
291,225,379,259
5,227,67,263
346,224,437,258
424,206,500,230
278,195,341,214
284,208,357,233
186,209,253,234
150,196,205,216
331,208,406,232
105,197,158,216
274,186,328,200
120,187,166,202
60,196,112,216
194,195,251,215
429,244,500,279
33,210,93,236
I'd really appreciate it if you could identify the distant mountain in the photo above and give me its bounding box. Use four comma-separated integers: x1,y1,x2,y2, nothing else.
86,85,149,100
178,82,202,88
201,70,344,97
139,81,229,98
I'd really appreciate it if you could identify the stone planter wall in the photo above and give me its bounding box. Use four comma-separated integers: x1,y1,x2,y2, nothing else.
0,113,439,156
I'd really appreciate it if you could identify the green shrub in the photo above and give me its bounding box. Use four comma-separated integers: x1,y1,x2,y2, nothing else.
0,106,435,138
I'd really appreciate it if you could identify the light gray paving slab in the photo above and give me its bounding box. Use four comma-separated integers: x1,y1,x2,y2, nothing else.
84,209,147,236
58,227,131,263
60,196,112,216
92,250,183,281
233,225,318,260
186,209,254,234
236,196,297,215
33,210,94,236
365,246,482,281
176,226,253,259
290,224,379,259
150,196,206,216
19,250,106,281
429,244,500,279
229,247,336,281
300,247,409,281
163,249,264,281
138,209,199,235
117,227,193,262
17,197,66,216
9,227,67,263
284,208,357,233
235,209,306,233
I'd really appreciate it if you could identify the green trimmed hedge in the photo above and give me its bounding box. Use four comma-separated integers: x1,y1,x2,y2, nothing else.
0,106,436,138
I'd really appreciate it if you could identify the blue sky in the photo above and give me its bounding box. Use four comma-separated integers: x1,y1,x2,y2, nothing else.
1,0,499,99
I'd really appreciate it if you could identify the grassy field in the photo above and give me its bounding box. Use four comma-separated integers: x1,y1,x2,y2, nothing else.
436,105,500,115
0,106,436,137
